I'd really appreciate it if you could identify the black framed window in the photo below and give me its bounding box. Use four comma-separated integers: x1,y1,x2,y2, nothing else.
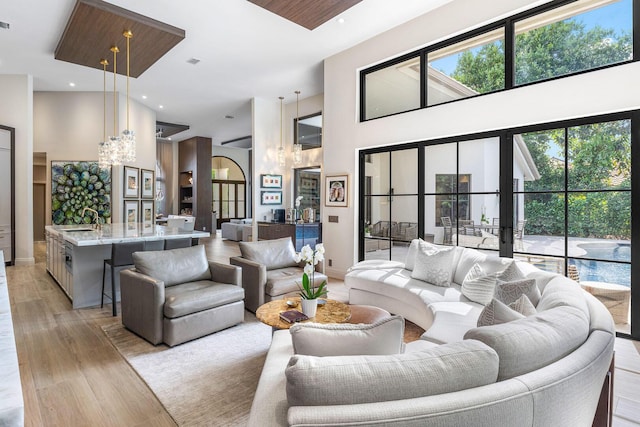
360,0,637,122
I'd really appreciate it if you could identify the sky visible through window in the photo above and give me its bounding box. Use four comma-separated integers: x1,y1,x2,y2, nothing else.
431,0,631,76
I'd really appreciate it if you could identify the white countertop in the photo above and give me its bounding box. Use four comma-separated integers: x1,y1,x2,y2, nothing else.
46,223,210,246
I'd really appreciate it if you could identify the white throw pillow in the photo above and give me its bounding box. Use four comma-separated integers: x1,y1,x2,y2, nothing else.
404,238,421,271
411,240,455,287
477,298,525,327
497,261,524,281
461,263,497,306
509,294,537,317
494,278,541,306
289,315,405,356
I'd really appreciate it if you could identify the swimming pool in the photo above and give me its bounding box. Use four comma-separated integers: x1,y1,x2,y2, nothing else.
571,243,630,287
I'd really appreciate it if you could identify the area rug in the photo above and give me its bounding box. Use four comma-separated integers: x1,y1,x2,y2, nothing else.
103,312,425,426
102,311,272,427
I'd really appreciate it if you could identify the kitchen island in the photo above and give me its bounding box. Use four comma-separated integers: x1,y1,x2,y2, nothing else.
45,223,210,309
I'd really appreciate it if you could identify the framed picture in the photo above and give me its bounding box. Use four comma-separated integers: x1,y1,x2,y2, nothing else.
261,174,282,188
51,161,112,225
124,200,138,225
140,200,154,229
124,166,139,198
141,169,155,199
301,177,318,191
325,174,348,207
261,191,282,205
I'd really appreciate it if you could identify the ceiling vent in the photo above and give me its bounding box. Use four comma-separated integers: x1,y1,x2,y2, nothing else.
187,58,201,65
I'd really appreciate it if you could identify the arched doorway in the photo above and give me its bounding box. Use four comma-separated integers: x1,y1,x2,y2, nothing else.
212,156,246,229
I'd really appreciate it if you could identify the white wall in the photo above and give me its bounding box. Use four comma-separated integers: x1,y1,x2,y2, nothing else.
0,75,34,265
34,91,156,224
323,0,640,277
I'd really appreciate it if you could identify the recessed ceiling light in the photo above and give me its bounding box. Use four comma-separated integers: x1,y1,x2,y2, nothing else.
187,58,201,65
337,17,345,24
142,95,147,99
159,105,164,109
225,115,234,119
0,22,10,30
69,82,76,87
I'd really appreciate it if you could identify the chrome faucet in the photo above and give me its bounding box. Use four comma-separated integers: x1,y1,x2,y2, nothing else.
81,207,102,230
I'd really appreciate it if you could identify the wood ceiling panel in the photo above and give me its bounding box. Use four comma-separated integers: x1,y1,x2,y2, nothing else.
55,0,185,78
248,0,362,30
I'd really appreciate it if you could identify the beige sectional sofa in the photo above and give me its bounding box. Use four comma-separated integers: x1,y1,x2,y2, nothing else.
248,240,615,427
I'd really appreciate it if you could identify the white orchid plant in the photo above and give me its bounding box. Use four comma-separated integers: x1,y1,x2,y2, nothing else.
294,195,304,221
294,243,328,300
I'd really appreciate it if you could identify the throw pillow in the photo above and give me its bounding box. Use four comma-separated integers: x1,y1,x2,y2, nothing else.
477,298,525,326
494,278,541,306
461,263,497,306
509,294,537,316
289,315,404,356
410,240,454,287
404,238,421,271
497,261,524,281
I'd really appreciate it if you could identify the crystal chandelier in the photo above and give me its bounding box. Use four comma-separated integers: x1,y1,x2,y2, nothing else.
293,90,302,165
277,96,286,167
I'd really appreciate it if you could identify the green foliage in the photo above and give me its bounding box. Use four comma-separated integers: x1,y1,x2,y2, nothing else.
298,273,327,300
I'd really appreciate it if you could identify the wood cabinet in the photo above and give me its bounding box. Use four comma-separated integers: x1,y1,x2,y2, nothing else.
178,137,212,231
0,126,14,265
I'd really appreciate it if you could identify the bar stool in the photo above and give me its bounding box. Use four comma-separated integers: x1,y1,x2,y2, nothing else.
164,238,192,250
102,241,144,316
144,239,164,251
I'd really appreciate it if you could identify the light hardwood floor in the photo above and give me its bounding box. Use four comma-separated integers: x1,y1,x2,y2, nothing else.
5,233,640,426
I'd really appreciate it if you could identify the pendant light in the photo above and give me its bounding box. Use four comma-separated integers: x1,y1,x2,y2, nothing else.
107,45,122,166
277,96,286,167
97,58,109,168
293,90,302,165
120,30,136,163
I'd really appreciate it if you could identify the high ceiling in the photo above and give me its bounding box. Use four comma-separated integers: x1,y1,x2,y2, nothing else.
0,0,452,144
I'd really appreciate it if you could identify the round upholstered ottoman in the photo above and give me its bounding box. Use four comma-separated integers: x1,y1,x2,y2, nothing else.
348,305,392,324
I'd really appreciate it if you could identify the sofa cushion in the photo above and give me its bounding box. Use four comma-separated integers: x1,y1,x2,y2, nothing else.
239,237,298,270
163,281,244,318
477,298,525,327
537,276,589,317
494,278,540,306
464,305,590,380
411,241,455,287
285,339,499,406
132,245,211,287
421,300,484,344
289,315,404,356
461,263,497,306
265,268,328,297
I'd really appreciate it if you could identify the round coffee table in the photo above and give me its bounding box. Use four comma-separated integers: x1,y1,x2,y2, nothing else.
256,297,351,329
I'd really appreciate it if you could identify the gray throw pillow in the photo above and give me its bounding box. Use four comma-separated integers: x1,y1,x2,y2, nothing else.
477,298,525,327
410,240,454,287
494,278,541,306
290,315,404,356
461,263,497,306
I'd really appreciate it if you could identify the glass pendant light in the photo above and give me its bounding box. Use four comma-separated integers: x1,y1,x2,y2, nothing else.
121,30,136,163
98,58,110,169
277,96,286,167
293,90,302,165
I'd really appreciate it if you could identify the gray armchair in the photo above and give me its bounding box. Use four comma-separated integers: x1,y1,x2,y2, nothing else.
120,245,244,347
230,237,328,313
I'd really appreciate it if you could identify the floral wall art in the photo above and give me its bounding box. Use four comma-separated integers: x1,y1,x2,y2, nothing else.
51,161,112,225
